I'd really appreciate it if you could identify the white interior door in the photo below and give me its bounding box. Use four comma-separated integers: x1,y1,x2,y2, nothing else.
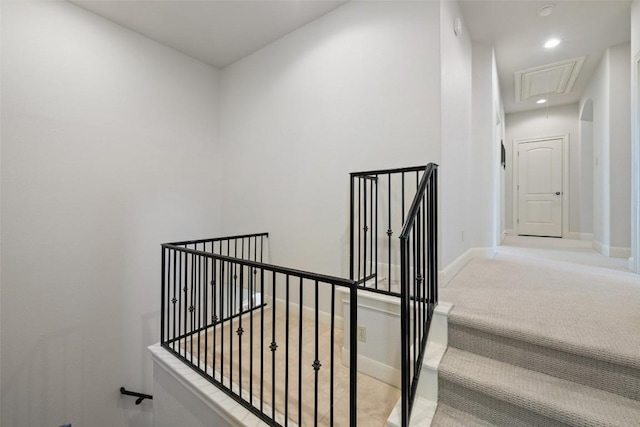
517,138,563,237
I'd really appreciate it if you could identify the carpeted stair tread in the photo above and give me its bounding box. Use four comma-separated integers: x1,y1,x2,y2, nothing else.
431,403,495,427
439,378,568,427
447,308,640,372
448,322,640,400
440,254,640,371
439,347,640,426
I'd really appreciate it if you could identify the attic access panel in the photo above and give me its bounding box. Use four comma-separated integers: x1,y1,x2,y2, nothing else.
515,56,586,102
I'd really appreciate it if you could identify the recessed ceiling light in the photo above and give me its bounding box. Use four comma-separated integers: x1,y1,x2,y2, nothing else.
544,38,561,48
537,99,548,104
538,5,554,17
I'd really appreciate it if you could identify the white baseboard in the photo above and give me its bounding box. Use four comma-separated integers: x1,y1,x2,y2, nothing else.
610,246,632,258
566,232,593,240
593,240,607,256
342,348,400,388
505,229,515,236
592,240,631,258
439,247,495,285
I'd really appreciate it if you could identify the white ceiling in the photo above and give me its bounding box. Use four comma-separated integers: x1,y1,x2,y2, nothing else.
459,0,632,114
71,0,348,69
72,1,631,113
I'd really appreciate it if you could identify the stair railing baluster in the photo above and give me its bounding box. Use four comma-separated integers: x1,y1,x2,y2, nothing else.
157,162,439,427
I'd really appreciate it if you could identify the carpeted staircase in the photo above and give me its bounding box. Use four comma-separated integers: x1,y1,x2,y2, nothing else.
431,247,640,426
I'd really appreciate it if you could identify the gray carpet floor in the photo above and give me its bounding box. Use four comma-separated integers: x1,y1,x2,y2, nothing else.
433,236,640,426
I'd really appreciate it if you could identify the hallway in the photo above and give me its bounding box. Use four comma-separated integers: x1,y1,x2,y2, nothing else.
498,236,629,272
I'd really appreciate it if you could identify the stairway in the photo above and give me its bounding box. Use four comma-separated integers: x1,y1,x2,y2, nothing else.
431,245,640,426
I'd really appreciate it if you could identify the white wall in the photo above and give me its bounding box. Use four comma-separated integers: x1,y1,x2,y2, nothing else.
153,366,233,427
470,43,503,253
582,51,610,246
609,43,632,248
632,0,640,270
1,2,221,426
0,0,3,412
634,0,640,67
219,1,441,282
493,50,506,244
0,1,3,415
579,103,594,235
581,43,632,253
440,0,473,268
504,103,581,234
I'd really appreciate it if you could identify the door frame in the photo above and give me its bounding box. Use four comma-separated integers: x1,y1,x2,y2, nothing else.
512,134,570,237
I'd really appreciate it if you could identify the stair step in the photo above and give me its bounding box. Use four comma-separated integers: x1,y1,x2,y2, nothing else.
439,347,640,427
448,321,640,400
431,403,494,427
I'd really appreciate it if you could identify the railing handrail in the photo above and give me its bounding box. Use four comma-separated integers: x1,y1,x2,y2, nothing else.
162,160,438,426
161,232,359,426
167,232,270,247
398,162,438,427
161,242,356,289
350,164,428,177
399,163,438,239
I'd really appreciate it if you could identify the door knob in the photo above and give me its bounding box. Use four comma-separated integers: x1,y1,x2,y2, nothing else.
555,192,561,195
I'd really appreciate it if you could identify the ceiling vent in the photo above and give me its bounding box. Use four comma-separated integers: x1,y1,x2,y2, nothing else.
515,56,586,102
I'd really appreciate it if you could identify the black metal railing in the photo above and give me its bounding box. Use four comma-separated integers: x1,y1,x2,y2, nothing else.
350,165,428,295
167,233,269,324
399,163,438,426
159,163,438,426
170,232,269,262
120,387,153,405
350,163,439,426
160,233,358,426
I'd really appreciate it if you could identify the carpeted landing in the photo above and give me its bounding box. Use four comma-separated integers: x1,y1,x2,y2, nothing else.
433,238,640,426
182,306,399,426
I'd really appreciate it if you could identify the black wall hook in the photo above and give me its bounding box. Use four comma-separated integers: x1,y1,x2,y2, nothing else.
120,387,153,405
